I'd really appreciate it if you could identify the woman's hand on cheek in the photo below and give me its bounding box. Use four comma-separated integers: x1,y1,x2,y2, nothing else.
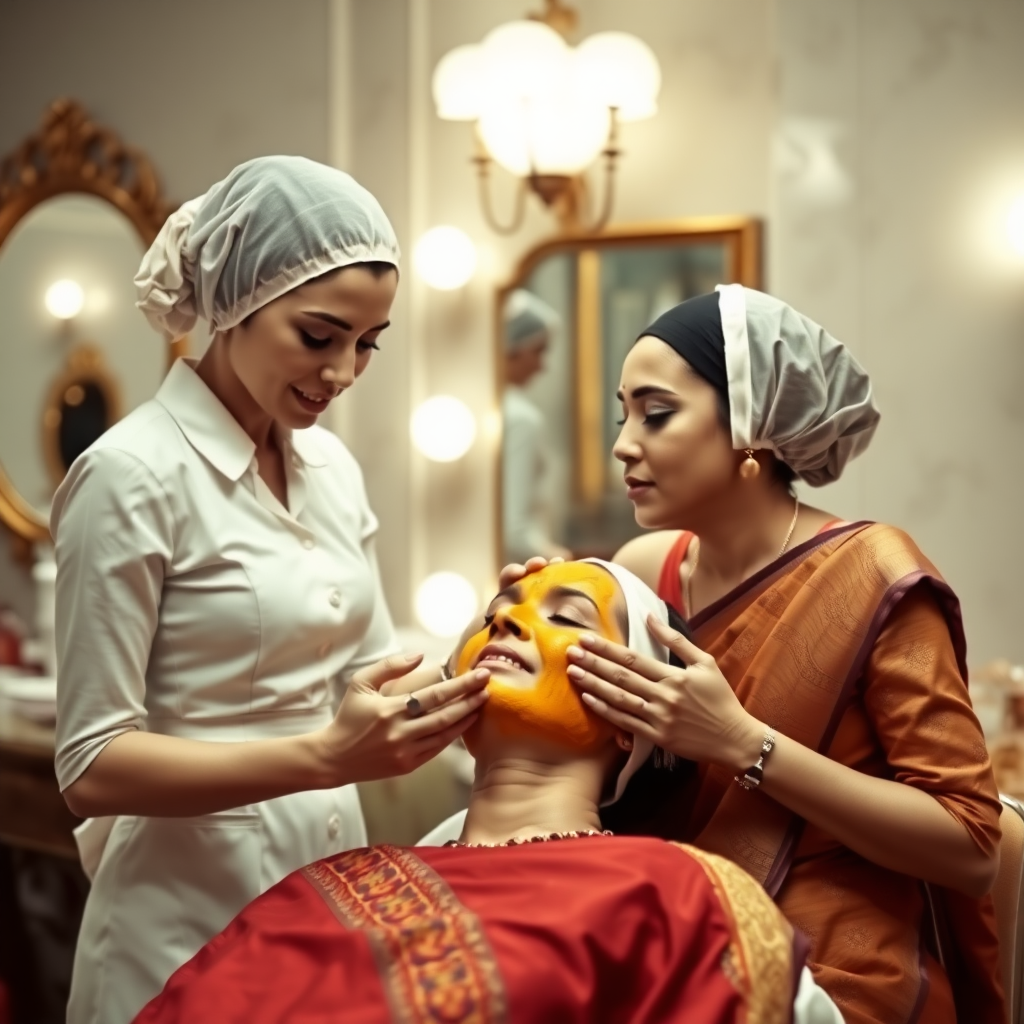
316,653,490,784
566,617,764,771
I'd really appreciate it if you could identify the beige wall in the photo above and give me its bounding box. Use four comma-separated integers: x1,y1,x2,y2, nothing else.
1,0,1022,672
774,0,1024,664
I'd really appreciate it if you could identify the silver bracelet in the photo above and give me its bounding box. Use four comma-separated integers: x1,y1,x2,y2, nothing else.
735,728,776,791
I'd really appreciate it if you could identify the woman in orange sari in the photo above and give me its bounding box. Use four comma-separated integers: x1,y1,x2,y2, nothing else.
563,286,1004,1024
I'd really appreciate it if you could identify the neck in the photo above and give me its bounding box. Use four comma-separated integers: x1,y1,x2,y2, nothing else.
460,751,607,845
195,335,276,450
687,481,797,584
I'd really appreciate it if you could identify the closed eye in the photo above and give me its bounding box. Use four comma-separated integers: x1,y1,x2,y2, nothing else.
550,613,588,629
356,338,381,353
300,330,331,351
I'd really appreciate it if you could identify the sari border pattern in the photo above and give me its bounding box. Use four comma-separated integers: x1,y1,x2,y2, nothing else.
679,843,796,1024
303,845,508,1024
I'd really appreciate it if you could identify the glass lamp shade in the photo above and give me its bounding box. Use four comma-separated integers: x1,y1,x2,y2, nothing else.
478,85,611,177
432,44,486,121
575,31,661,122
479,20,570,103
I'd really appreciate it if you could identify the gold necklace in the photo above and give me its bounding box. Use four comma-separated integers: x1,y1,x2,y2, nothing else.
685,495,801,614
444,829,613,849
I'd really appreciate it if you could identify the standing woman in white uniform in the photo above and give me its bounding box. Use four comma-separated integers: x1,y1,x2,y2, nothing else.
51,156,491,1024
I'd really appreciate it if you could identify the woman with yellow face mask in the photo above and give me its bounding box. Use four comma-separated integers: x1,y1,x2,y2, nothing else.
132,561,842,1024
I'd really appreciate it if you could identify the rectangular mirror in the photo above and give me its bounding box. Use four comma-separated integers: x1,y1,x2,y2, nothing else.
497,217,761,566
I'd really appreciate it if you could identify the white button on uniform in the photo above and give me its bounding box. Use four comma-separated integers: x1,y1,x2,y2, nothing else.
317,642,332,659
302,538,314,550
327,813,341,840
329,589,342,608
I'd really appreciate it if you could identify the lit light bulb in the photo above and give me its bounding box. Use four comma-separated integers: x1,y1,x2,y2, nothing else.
480,20,569,104
45,279,85,320
411,396,477,462
575,32,662,122
415,572,479,637
413,226,477,290
432,44,486,121
1008,195,1024,256
478,85,610,177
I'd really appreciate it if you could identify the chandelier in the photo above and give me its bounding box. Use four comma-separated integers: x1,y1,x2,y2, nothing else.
431,0,661,234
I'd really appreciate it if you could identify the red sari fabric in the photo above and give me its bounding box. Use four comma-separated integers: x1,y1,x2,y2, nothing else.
134,836,803,1024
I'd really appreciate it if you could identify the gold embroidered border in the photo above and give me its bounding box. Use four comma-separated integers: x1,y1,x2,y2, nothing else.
303,846,508,1024
676,843,794,1024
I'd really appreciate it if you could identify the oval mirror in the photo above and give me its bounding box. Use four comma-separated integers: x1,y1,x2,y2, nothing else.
0,100,182,548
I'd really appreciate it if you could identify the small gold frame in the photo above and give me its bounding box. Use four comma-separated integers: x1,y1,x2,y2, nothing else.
41,344,123,489
0,99,184,547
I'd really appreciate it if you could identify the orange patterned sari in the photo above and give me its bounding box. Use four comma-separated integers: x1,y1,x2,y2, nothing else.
133,836,804,1024
616,522,1005,1024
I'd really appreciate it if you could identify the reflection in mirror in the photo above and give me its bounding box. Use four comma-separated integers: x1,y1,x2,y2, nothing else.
498,221,760,564
41,344,122,485
0,194,161,518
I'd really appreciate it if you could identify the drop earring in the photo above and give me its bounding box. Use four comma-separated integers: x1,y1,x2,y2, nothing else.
739,448,761,480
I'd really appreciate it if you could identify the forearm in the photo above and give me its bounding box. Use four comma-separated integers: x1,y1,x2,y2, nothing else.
731,721,998,897
63,728,336,819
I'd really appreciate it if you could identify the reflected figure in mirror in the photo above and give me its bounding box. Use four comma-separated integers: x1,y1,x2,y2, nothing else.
501,290,571,564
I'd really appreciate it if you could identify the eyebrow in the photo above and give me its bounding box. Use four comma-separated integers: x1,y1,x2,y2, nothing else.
614,385,679,402
547,585,601,615
487,583,601,616
303,310,391,333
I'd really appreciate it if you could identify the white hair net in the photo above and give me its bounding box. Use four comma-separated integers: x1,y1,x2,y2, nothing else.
579,558,671,805
134,155,400,339
503,289,561,352
716,284,880,486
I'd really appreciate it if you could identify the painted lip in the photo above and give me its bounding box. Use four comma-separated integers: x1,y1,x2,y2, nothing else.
291,386,336,414
474,643,534,674
624,475,655,501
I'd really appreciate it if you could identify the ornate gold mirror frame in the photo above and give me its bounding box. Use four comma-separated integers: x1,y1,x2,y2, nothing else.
494,215,762,566
0,99,182,547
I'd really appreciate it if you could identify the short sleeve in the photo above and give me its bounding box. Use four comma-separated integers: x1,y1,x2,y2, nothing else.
863,585,1003,857
52,448,174,791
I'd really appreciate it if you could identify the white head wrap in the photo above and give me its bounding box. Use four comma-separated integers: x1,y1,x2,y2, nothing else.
503,289,561,352
579,558,671,805
714,284,879,486
135,155,400,339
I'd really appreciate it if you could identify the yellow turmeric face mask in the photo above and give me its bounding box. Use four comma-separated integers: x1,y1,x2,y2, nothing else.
457,562,626,754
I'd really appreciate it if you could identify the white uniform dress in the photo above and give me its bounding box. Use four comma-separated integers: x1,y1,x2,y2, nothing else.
52,358,399,1024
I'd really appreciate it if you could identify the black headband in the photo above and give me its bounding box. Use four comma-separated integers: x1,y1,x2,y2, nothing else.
637,291,728,401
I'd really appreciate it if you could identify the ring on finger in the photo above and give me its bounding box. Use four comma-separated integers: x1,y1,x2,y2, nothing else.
406,695,424,718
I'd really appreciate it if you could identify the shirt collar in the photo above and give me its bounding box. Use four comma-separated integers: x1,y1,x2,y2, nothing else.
287,425,329,469
156,359,330,480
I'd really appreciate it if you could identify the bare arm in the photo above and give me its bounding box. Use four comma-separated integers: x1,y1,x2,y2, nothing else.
728,722,997,897
64,657,490,819
567,598,1001,898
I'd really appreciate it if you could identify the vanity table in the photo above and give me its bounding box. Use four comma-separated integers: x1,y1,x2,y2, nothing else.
0,709,78,858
